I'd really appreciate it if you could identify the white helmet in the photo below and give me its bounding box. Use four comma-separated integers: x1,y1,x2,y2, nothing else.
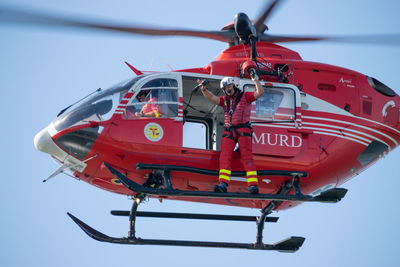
220,77,240,89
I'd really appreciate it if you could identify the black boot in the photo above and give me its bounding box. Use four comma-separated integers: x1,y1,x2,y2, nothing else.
214,182,228,193
249,185,259,194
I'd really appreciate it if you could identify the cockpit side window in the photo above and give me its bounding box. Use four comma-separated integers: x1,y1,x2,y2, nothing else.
245,84,296,123
123,78,179,119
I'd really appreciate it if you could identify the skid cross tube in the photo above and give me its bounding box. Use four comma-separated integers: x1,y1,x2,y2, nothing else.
128,198,141,239
256,181,293,245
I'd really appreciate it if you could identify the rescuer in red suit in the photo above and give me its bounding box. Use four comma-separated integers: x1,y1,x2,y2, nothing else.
199,72,264,194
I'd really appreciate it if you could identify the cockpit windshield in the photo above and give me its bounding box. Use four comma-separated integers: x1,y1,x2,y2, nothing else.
52,75,145,132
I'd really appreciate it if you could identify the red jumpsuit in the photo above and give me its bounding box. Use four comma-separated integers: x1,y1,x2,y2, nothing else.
141,97,161,118
218,92,258,186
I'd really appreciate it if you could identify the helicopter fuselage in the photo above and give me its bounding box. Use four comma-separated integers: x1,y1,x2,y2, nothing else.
34,42,400,211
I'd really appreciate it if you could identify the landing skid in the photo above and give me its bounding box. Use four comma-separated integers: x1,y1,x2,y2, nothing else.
68,197,304,252
106,162,347,203
66,162,347,252
67,208,304,252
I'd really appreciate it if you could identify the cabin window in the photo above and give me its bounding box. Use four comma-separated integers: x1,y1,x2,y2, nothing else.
183,121,207,149
245,85,296,122
123,78,179,119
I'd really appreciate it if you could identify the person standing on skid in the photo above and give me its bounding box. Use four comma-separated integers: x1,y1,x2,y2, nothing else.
199,72,264,194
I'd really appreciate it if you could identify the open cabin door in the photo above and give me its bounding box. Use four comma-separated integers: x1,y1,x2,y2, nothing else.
182,75,225,151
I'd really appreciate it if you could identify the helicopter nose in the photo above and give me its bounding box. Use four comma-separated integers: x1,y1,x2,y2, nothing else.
34,126,91,175
34,126,66,160
34,128,50,152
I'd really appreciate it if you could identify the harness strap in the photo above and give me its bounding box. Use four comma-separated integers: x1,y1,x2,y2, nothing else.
226,91,244,124
226,122,252,129
223,93,252,142
222,133,234,140
239,132,252,137
222,123,253,142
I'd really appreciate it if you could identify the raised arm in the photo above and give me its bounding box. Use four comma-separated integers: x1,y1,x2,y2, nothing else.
200,84,220,105
252,74,264,100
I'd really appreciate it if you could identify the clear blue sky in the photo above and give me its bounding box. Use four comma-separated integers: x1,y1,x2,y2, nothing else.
1,0,399,266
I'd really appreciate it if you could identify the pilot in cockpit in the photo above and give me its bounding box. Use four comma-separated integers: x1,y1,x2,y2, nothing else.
124,89,161,118
136,89,161,118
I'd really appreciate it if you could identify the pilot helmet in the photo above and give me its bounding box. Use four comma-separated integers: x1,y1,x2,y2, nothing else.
136,89,150,101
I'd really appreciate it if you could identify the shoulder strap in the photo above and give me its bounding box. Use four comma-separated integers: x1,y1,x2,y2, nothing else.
232,91,243,113
227,91,244,120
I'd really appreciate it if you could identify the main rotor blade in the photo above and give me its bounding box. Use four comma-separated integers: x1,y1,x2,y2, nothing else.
253,0,285,33
0,5,234,43
260,33,400,46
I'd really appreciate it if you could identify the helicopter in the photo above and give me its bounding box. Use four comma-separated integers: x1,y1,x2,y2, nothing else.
3,0,400,252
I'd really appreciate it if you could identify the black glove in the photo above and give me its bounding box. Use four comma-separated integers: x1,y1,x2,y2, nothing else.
248,68,259,81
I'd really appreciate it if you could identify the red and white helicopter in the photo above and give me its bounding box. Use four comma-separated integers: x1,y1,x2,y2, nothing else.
4,0,399,252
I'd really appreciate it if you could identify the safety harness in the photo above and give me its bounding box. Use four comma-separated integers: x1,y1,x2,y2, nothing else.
223,91,252,141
